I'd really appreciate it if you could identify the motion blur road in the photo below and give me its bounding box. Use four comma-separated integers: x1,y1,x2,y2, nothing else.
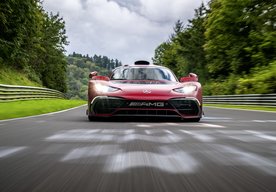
0,106,276,192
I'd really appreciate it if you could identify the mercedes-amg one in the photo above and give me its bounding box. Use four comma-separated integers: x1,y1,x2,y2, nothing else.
87,60,202,121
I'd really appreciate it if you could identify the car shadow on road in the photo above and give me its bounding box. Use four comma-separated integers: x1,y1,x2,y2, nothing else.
87,117,201,123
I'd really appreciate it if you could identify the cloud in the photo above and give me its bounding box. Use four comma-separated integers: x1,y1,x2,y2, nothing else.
139,0,198,23
43,0,206,64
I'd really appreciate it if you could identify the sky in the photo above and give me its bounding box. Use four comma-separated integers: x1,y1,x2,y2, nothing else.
43,0,207,64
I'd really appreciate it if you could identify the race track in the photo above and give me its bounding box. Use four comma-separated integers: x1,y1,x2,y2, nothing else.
0,106,275,192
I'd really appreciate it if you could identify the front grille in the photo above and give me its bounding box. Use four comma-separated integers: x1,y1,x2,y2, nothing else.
121,101,173,109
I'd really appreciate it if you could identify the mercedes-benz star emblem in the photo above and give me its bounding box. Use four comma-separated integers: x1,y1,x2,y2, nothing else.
143,90,151,94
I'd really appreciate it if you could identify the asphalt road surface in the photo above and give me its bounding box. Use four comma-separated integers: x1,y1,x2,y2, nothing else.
0,106,276,192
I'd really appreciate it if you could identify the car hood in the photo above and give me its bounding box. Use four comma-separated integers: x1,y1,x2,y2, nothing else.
108,80,183,97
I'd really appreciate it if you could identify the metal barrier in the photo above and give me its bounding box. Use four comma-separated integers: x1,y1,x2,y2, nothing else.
0,84,66,102
203,93,276,106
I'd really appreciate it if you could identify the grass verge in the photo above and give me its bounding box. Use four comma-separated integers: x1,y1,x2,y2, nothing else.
204,104,276,112
0,99,86,120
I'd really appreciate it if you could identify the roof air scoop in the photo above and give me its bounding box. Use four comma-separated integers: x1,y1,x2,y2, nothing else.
134,60,150,65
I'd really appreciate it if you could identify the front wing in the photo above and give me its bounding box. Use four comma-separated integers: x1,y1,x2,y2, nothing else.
88,96,202,119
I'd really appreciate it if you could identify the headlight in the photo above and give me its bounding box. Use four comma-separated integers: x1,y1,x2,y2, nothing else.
173,85,197,94
95,84,120,93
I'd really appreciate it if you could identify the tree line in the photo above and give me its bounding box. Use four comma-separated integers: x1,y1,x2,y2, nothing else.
0,0,68,92
69,52,122,70
153,0,275,95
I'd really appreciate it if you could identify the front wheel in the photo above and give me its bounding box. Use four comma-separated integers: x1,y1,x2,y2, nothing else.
189,118,201,122
88,116,96,121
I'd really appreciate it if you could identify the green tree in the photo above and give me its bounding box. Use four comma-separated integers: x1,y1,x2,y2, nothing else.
205,0,275,78
37,12,68,92
154,0,275,95
176,3,208,82
0,0,42,69
153,4,208,82
0,0,69,92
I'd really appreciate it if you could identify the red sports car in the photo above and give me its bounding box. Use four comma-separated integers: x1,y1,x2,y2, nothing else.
87,60,202,121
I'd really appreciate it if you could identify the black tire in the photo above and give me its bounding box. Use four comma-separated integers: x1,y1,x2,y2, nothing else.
189,118,201,122
88,116,96,121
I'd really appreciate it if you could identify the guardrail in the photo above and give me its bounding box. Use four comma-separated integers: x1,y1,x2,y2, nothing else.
0,84,66,102
203,93,276,107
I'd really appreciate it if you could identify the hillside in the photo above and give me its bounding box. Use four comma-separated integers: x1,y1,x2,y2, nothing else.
0,63,41,87
66,53,122,100
0,52,122,100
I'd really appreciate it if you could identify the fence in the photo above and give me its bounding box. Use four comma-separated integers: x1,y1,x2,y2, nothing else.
203,93,276,107
0,84,66,102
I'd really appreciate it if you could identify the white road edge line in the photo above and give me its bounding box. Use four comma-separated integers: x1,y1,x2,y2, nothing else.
165,130,174,134
0,147,27,158
0,104,87,122
245,130,276,141
202,123,225,128
205,106,276,113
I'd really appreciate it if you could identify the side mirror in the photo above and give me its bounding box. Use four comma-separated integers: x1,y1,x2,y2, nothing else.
179,73,198,82
89,71,98,78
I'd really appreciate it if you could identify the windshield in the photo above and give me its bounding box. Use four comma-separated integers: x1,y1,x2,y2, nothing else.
110,67,177,82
